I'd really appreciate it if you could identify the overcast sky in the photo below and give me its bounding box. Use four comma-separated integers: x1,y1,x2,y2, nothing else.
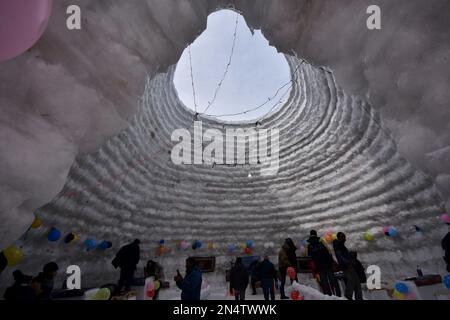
174,9,291,122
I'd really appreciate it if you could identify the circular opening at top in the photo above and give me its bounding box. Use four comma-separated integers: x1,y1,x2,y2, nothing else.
174,9,292,123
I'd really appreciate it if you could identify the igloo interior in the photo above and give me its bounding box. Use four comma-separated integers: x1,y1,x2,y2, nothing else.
1,0,450,299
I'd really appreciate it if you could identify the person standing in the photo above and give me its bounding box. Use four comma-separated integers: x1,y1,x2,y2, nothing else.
333,232,363,300
174,257,202,301
259,253,278,301
307,230,341,296
229,257,249,300
278,241,293,299
112,239,141,294
249,259,260,295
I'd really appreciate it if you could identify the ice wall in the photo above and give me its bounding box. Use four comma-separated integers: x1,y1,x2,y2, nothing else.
2,57,447,289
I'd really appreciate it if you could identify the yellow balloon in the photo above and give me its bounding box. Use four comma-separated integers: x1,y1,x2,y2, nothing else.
208,242,215,249
3,246,23,266
31,217,41,229
332,233,337,240
154,280,160,290
393,290,404,300
92,288,111,300
364,232,374,241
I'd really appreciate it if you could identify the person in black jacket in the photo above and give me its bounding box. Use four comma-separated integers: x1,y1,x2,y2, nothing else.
349,251,366,284
442,231,450,272
333,232,362,300
249,259,260,295
259,253,278,301
285,238,298,281
3,270,37,301
307,230,341,296
229,257,249,300
112,239,140,294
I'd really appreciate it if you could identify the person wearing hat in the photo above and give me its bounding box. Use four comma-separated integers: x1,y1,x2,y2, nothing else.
3,270,37,301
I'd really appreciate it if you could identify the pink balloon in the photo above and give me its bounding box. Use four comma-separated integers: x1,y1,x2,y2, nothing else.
0,0,53,62
441,213,450,224
382,226,389,233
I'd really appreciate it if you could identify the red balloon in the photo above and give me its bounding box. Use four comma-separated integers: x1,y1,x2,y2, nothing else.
291,290,300,300
146,289,155,298
244,247,251,254
287,267,296,280
0,0,53,62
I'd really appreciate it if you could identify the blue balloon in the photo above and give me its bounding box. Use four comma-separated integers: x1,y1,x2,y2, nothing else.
388,227,398,237
246,240,253,248
84,238,97,251
159,239,165,245
47,227,61,242
444,274,450,290
395,282,409,294
98,240,112,250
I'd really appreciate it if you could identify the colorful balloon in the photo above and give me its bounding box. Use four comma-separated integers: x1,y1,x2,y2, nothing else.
3,246,23,266
395,282,409,294
244,247,251,254
98,241,112,250
92,288,110,300
393,290,405,300
246,240,253,248
287,267,296,280
0,0,53,62
364,231,374,241
159,239,165,245
179,240,188,250
64,233,77,244
388,227,398,237
47,227,61,242
31,217,42,229
154,280,160,291
444,274,450,290
84,238,97,251
440,213,450,224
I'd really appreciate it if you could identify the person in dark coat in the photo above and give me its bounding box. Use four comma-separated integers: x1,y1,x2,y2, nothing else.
3,270,37,301
249,259,260,295
174,257,202,301
278,242,291,299
349,251,366,284
259,253,278,301
333,232,362,300
285,238,298,280
229,257,249,300
307,230,341,296
33,262,59,300
442,231,450,272
112,239,140,293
